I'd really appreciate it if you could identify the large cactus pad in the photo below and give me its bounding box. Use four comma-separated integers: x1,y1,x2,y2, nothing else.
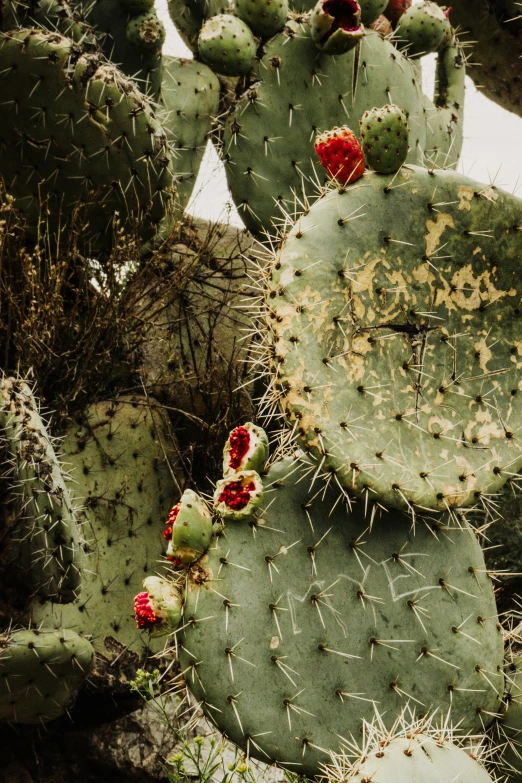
0,29,175,252
179,456,503,776
264,166,522,513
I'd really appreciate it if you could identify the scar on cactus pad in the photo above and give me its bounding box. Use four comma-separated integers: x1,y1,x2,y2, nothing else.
176,433,503,777
263,165,522,514
310,0,364,55
315,126,365,184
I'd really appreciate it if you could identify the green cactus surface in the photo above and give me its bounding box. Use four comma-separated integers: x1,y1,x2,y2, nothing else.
235,0,288,37
158,57,220,211
346,732,494,782
0,628,95,724
178,453,503,777
395,1,451,58
221,27,464,235
198,14,257,76
264,165,522,514
360,104,409,173
0,28,175,253
32,396,182,660
0,378,82,603
360,0,388,25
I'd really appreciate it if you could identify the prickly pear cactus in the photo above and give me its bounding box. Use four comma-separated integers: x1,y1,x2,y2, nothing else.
158,57,220,211
0,628,95,724
222,27,465,235
0,378,82,603
0,28,175,253
176,447,503,776
335,722,495,782
33,396,182,660
264,165,522,514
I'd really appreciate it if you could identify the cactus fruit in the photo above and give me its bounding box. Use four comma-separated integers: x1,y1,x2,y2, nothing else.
165,489,213,565
0,628,95,723
32,397,182,660
134,576,183,635
213,470,263,519
360,104,409,173
125,9,166,54
383,0,411,25
221,27,464,235
370,13,393,35
198,14,257,76
310,0,364,55
359,0,387,25
223,423,269,475
178,447,503,776
395,1,451,58
0,29,174,253
235,0,288,38
315,126,366,184
0,378,82,603
263,165,522,514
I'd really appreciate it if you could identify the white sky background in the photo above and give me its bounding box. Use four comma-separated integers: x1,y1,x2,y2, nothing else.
156,0,522,226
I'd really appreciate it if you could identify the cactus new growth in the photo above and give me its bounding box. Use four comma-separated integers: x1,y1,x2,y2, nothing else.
310,0,364,55
0,378,82,603
360,104,409,173
176,436,503,777
198,14,257,76
395,1,451,58
0,628,95,724
223,423,269,475
165,489,213,565
314,127,366,184
263,165,522,514
134,576,183,635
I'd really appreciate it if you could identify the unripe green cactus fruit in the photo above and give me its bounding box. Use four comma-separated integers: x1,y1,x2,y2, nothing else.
395,1,451,57
121,0,154,13
179,449,503,776
359,0,388,25
198,14,257,76
0,628,95,724
126,9,166,54
0,378,82,603
165,489,213,565
310,0,364,55
235,0,288,38
223,423,269,476
360,103,409,173
264,165,522,514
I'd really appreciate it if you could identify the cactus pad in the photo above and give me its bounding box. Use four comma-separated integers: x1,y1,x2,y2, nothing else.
178,454,503,776
0,628,95,723
222,27,464,235
264,166,522,513
32,397,182,659
0,29,174,252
